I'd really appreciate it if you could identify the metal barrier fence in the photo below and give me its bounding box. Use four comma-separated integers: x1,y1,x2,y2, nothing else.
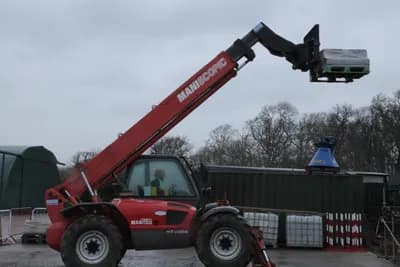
378,216,400,262
23,207,50,242
31,208,50,223
0,209,11,243
375,206,400,263
1,207,32,244
0,207,51,245
10,207,32,239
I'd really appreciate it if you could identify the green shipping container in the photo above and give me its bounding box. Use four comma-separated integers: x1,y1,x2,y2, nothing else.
202,165,386,215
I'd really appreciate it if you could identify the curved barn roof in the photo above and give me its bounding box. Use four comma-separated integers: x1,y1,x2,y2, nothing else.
0,146,59,164
0,146,30,156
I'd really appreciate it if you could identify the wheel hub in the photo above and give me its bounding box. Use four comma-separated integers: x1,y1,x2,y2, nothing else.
219,234,234,250
210,227,242,261
86,239,101,255
76,230,109,264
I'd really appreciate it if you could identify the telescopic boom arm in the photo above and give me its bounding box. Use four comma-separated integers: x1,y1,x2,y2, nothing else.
46,22,369,206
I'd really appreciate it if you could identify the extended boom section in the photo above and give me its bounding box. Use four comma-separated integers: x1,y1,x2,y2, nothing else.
47,53,237,204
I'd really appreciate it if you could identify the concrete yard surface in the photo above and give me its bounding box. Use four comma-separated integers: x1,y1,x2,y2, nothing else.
0,244,396,267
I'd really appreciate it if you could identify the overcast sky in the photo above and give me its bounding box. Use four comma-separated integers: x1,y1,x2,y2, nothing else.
0,1,398,162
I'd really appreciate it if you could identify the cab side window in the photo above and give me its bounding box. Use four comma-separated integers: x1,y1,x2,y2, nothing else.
149,160,195,197
127,161,146,196
126,159,195,198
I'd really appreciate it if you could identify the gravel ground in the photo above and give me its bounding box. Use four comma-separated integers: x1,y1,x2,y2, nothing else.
0,244,396,267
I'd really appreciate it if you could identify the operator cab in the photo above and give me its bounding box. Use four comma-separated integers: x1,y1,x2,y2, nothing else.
118,155,201,206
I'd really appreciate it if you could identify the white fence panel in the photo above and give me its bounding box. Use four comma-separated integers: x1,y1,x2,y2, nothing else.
31,208,50,224
24,208,50,235
0,209,11,243
10,207,32,238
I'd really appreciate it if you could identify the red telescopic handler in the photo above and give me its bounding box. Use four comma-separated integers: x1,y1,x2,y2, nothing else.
45,22,369,267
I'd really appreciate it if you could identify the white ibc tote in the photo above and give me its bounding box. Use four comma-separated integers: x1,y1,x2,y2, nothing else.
286,215,323,248
244,212,279,247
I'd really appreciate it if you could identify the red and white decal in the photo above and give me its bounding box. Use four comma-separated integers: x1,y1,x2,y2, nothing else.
131,218,153,225
177,58,228,103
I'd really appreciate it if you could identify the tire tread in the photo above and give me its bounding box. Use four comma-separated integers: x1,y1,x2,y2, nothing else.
195,214,252,267
60,215,123,267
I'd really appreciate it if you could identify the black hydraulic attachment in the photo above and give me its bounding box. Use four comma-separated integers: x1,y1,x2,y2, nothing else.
226,23,369,83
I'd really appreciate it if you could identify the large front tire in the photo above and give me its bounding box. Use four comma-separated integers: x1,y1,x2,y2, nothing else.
60,215,123,267
195,214,252,267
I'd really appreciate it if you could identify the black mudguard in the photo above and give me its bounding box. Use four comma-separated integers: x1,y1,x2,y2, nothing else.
199,203,242,222
61,202,133,249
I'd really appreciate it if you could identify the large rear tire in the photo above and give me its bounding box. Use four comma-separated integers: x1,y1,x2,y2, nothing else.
60,215,123,267
195,214,252,267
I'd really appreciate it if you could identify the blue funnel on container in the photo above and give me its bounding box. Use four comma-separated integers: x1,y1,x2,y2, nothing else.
307,136,339,173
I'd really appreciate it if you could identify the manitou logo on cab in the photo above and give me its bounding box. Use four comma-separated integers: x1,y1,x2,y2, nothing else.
177,58,228,103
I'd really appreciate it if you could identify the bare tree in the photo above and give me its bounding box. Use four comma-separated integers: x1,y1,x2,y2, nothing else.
343,107,374,171
191,124,256,166
369,91,400,178
194,92,400,180
71,151,98,166
293,113,327,167
227,133,258,166
58,150,98,181
150,135,193,157
247,102,298,167
198,124,238,165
